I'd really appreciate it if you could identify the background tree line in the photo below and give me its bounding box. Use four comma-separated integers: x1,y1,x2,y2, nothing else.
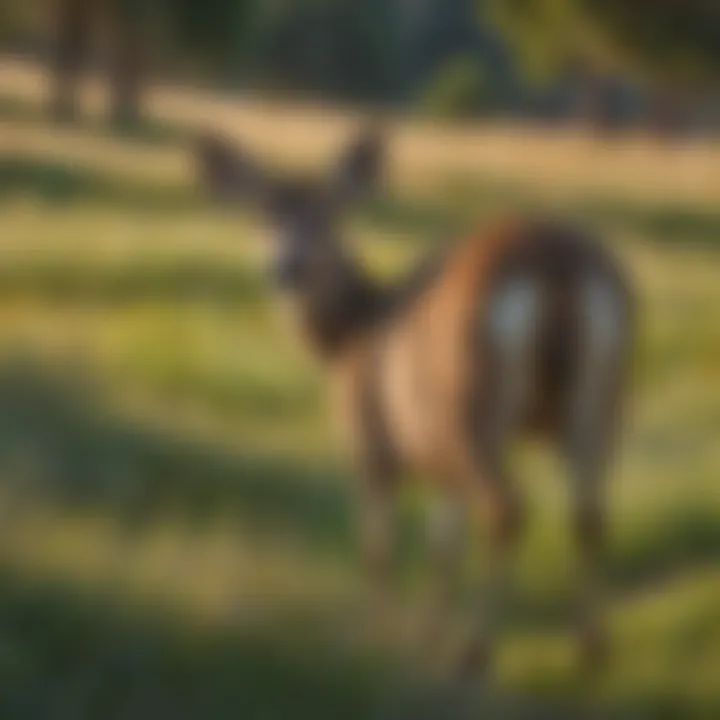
1,0,718,133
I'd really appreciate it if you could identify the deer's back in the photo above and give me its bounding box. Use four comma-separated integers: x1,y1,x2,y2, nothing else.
333,219,632,481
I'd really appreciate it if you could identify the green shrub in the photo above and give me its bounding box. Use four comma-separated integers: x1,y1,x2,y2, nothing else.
420,55,492,119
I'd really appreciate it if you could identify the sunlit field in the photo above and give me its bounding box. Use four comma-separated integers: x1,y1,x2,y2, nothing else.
0,59,719,719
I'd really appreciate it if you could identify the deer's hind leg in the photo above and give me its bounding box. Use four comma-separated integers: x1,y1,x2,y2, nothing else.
458,279,541,676
565,276,630,671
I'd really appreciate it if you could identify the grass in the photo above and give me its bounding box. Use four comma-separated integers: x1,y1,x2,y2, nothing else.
2,53,718,207
0,64,719,717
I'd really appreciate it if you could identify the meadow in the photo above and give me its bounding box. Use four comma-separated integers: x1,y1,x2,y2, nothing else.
0,57,719,718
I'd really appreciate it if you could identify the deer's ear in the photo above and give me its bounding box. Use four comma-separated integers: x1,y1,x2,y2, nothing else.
332,126,385,204
192,132,266,206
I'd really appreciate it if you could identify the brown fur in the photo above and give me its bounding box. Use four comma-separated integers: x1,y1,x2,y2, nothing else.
327,219,631,483
320,217,633,674
194,130,635,677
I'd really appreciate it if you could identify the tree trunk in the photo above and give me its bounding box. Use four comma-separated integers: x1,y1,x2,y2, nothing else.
107,0,145,130
49,0,92,122
649,87,687,142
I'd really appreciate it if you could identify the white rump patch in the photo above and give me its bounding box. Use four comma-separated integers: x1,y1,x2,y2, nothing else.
487,279,541,436
581,278,623,356
572,276,625,441
489,281,540,343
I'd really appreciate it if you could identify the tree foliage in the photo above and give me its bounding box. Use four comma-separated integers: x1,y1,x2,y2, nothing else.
582,0,720,87
162,0,399,100
420,55,491,118
4,0,718,123
485,0,720,88
154,0,507,105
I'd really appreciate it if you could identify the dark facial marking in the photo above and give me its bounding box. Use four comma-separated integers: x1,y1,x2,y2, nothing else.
262,178,339,291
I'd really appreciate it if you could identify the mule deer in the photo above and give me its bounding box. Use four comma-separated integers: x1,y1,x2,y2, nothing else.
193,127,634,675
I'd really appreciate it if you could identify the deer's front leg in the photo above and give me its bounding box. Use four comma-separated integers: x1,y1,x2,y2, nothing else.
420,493,468,654
459,478,524,677
340,360,401,643
357,470,398,627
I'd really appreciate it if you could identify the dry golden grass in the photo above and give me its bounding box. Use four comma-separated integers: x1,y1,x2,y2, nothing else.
2,55,720,207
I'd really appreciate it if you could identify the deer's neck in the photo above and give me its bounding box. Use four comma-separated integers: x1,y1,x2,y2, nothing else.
297,259,383,360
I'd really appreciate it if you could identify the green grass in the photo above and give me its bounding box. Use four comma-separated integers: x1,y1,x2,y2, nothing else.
0,105,718,718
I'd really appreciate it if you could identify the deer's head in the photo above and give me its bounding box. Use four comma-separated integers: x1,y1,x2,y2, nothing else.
193,127,385,295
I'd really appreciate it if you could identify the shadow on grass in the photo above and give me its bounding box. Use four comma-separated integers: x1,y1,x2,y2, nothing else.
362,196,467,242
0,357,352,554
1,566,718,720
0,94,192,146
0,358,718,716
611,504,720,592
391,175,720,251
508,507,720,633
583,200,720,251
0,157,201,212
0,355,718,595
0,154,458,247
0,154,463,249
0,569,394,720
4,153,719,253
0,257,265,306
439,176,720,251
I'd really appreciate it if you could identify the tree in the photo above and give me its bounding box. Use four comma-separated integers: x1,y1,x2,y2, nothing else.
49,0,148,127
484,0,719,130
579,0,720,135
580,0,720,89
486,0,719,87
106,0,148,128
49,0,91,122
